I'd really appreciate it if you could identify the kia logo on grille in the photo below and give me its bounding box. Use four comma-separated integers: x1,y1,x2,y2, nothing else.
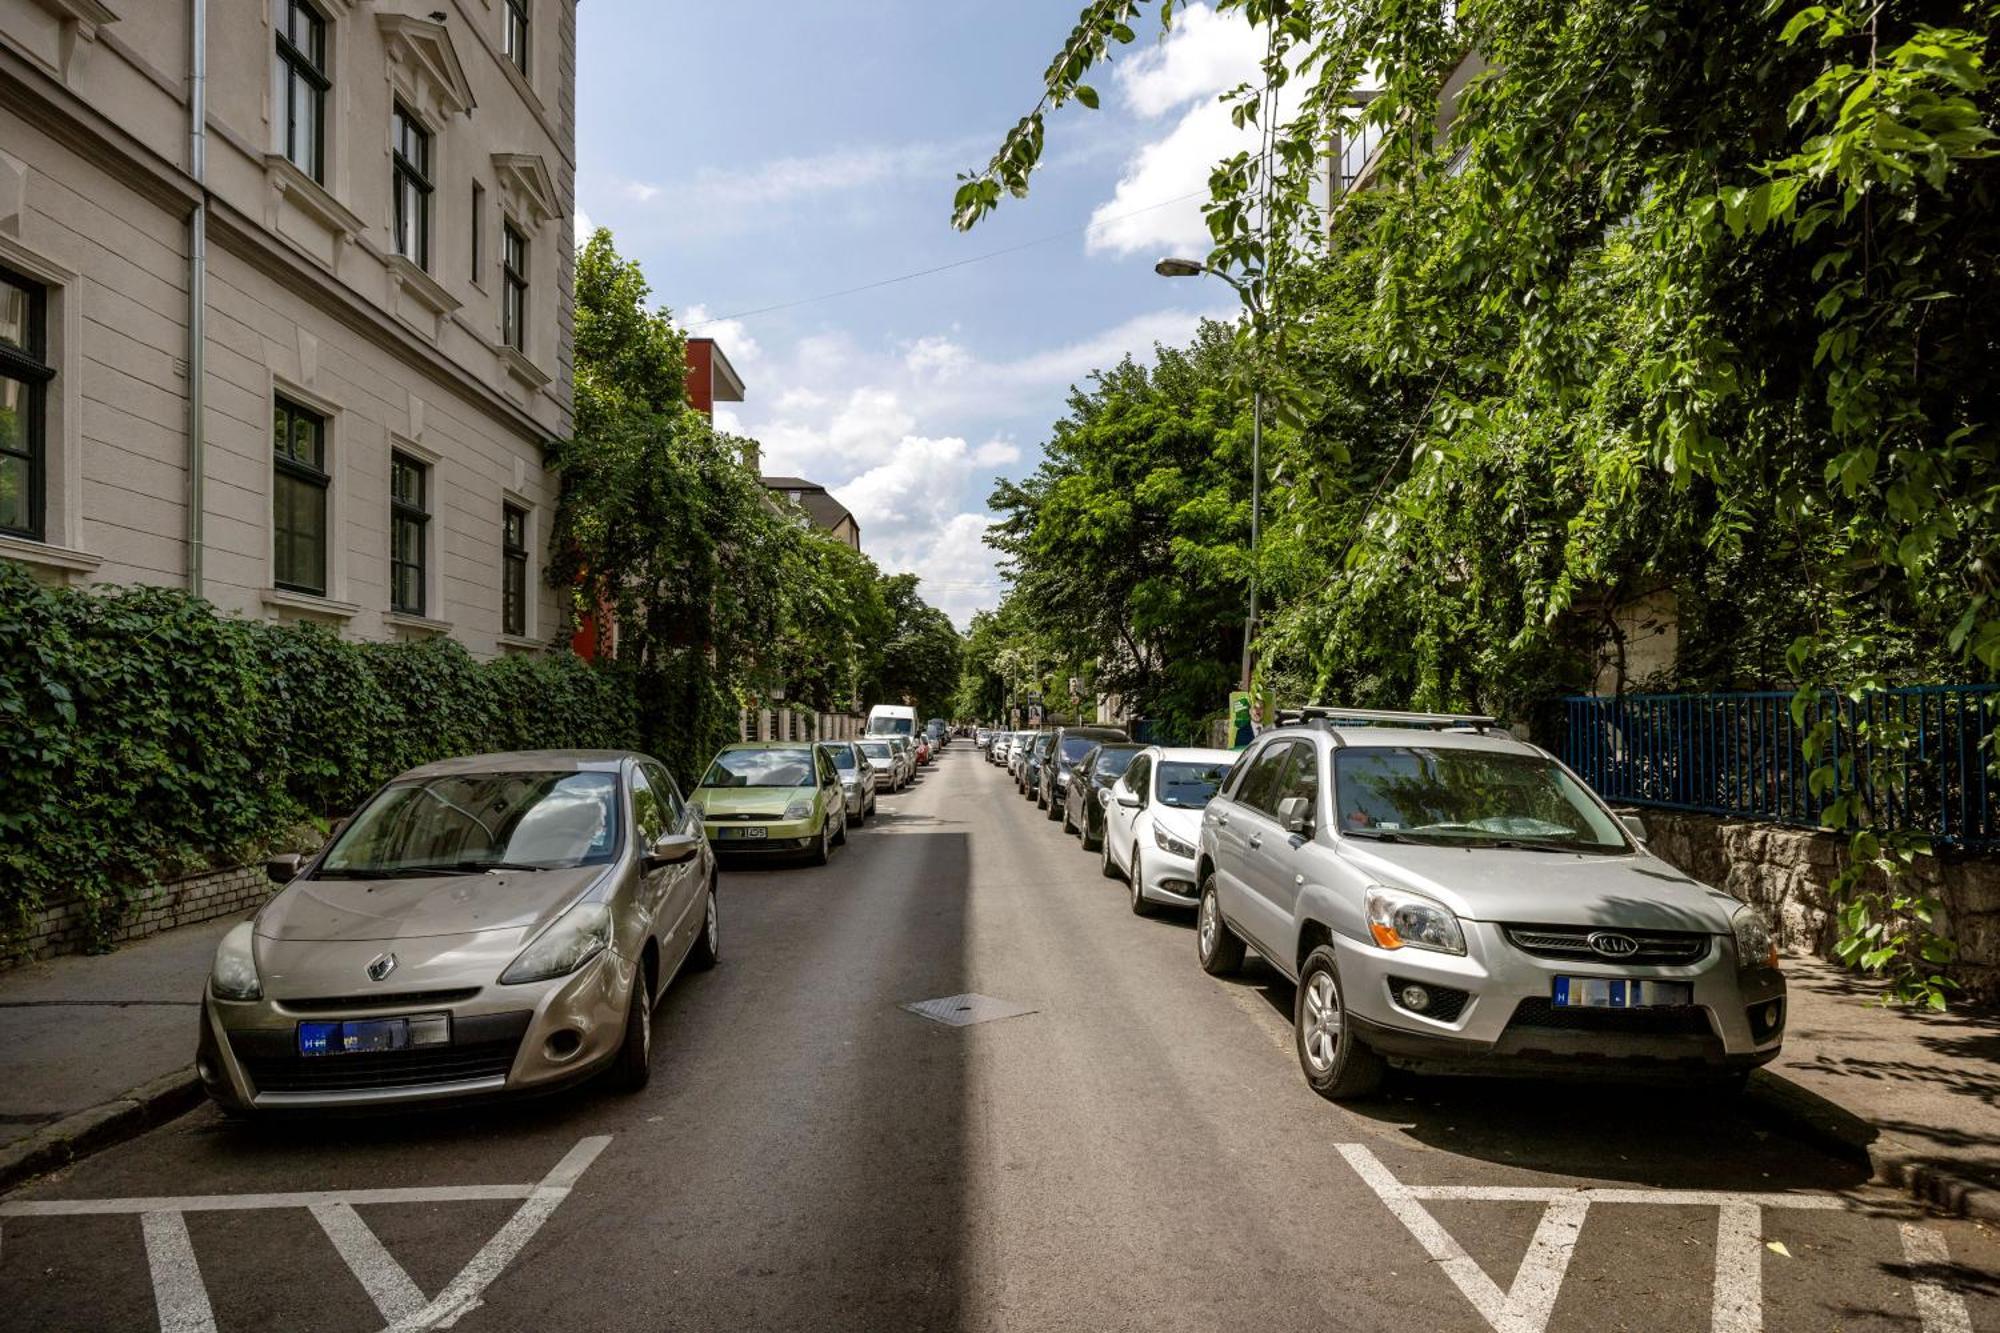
366,952,398,982
1587,932,1640,958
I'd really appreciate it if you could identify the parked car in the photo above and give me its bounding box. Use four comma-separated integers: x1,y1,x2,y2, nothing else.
1019,732,1054,797
975,728,994,751
692,741,848,864
818,739,877,826
1061,741,1145,848
1192,708,1787,1100
201,750,716,1114
915,737,931,766
857,738,900,791
888,735,917,784
864,704,917,738
1036,725,1130,817
1101,746,1236,913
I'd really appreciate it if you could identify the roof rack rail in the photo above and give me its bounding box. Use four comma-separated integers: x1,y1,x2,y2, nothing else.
1272,705,1502,740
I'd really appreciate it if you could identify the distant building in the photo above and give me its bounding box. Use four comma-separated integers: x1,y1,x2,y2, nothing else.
761,476,858,550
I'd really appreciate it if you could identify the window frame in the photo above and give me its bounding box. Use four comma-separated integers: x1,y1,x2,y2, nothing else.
470,181,485,284
272,397,330,596
501,222,528,351
1237,741,1297,818
389,450,429,617
503,0,531,78
276,0,330,183
501,501,529,637
0,266,52,542
390,102,433,271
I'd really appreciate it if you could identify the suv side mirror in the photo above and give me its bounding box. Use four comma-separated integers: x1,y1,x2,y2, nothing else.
1620,813,1649,844
1276,796,1314,837
265,853,303,884
645,833,702,868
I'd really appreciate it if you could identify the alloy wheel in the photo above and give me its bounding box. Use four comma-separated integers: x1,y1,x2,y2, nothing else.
1198,892,1218,958
705,892,718,955
1301,971,1340,1074
1129,850,1142,908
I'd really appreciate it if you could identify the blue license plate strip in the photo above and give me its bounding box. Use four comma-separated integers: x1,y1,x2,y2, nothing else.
298,1013,451,1056
1552,977,1693,1008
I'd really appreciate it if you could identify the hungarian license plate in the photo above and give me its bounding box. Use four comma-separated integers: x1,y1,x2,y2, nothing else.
718,826,768,840
1552,977,1693,1009
298,1014,450,1056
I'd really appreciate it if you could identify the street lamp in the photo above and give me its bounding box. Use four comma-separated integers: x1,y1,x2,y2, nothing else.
1156,257,1263,691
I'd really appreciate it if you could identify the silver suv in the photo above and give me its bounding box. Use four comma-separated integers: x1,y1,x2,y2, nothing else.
1193,708,1786,1099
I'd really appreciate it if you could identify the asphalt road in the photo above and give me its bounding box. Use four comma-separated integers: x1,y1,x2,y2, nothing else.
2,748,1994,1332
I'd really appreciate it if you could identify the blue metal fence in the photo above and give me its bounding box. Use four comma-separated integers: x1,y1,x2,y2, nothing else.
1562,686,2000,849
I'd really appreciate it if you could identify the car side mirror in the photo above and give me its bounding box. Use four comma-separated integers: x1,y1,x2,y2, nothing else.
1620,813,1649,844
1116,792,1142,808
645,833,702,868
265,853,303,884
1277,796,1314,836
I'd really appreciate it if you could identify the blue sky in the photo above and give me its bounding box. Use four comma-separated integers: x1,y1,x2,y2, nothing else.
575,2,1267,626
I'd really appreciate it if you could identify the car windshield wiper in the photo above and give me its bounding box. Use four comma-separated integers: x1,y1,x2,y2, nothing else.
451,859,549,873
1343,829,1410,842
314,865,471,879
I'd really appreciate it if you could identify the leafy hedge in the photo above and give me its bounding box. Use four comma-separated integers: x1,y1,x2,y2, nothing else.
0,561,642,949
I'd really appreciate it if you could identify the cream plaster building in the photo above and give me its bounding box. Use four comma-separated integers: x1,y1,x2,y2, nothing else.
0,0,575,655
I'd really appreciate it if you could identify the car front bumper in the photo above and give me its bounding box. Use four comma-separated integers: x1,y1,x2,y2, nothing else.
1332,922,1786,1073
199,946,637,1112
705,815,820,852
1135,840,1200,906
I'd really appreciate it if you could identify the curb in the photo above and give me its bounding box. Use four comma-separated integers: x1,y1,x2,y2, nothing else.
1744,1070,2000,1222
0,1067,204,1196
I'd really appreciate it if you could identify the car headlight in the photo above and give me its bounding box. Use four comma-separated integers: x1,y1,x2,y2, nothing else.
210,921,262,1000
1153,824,1196,858
501,900,612,984
784,797,815,820
1364,886,1466,955
1732,904,1780,970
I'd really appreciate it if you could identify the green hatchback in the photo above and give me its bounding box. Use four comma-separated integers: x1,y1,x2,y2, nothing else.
692,742,848,864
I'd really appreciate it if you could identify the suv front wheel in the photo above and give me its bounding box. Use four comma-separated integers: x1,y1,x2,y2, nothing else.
1196,877,1245,975
1294,945,1386,1100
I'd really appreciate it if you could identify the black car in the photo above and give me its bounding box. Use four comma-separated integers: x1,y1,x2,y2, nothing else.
1037,725,1130,818
1021,731,1053,797
1062,742,1144,848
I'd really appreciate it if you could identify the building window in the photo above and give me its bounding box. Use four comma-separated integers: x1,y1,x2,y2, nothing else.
0,269,50,541
275,0,328,183
503,0,530,77
273,398,328,595
502,503,528,636
390,452,429,616
391,104,432,270
470,182,484,282
501,223,528,351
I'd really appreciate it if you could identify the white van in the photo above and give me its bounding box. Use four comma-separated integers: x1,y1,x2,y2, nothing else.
864,704,917,738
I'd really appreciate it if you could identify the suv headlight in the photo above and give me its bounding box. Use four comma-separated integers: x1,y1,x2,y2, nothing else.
210,921,262,1000
1732,904,1779,970
1153,824,1196,858
1364,886,1466,955
501,900,612,984
783,796,815,820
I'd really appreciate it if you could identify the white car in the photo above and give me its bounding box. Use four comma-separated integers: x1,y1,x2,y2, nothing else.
1101,746,1238,915
857,738,901,791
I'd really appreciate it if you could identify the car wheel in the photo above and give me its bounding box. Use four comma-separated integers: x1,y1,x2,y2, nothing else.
1128,848,1157,916
1080,810,1101,851
611,969,654,1092
1295,946,1386,1100
687,883,719,971
832,808,848,846
1101,829,1122,879
1045,792,1061,820
1197,877,1246,976
1061,801,1076,835
808,821,831,866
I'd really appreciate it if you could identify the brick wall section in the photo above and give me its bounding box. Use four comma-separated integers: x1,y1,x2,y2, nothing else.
1,864,276,973
1640,810,2000,1005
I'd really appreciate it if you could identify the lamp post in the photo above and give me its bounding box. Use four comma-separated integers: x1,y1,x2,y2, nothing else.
1155,257,1262,691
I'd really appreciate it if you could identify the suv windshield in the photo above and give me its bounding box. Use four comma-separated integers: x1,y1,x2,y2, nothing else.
1158,760,1229,809
702,749,816,789
320,771,619,876
1334,747,1627,851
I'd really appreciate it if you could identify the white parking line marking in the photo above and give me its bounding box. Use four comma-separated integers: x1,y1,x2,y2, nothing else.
140,1210,217,1333
1901,1223,1975,1333
1711,1201,1763,1333
311,1201,428,1324
0,1136,612,1333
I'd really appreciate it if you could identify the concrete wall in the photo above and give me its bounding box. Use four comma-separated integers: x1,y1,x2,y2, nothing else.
1639,809,2000,1005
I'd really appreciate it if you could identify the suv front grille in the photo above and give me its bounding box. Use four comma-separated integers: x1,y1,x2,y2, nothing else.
1507,997,1713,1036
1503,924,1712,965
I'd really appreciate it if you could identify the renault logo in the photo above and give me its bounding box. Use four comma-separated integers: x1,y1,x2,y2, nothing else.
366,952,398,982
1588,932,1640,958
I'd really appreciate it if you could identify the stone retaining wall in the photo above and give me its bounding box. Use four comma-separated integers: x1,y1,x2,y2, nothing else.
1638,810,2000,1005
2,864,275,973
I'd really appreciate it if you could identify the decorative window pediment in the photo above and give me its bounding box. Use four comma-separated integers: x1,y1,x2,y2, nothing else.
491,153,560,229
377,14,475,121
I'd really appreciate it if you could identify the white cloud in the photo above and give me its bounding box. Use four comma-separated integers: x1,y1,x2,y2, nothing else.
1084,3,1300,259
574,208,595,242
681,303,762,368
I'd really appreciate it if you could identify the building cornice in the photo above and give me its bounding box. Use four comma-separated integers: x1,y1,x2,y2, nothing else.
0,41,198,215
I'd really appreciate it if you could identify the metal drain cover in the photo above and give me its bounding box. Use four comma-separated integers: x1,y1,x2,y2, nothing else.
902,993,1038,1027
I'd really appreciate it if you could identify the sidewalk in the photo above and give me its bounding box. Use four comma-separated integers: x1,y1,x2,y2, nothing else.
1750,953,2000,1217
2,920,1996,1213
0,915,228,1187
